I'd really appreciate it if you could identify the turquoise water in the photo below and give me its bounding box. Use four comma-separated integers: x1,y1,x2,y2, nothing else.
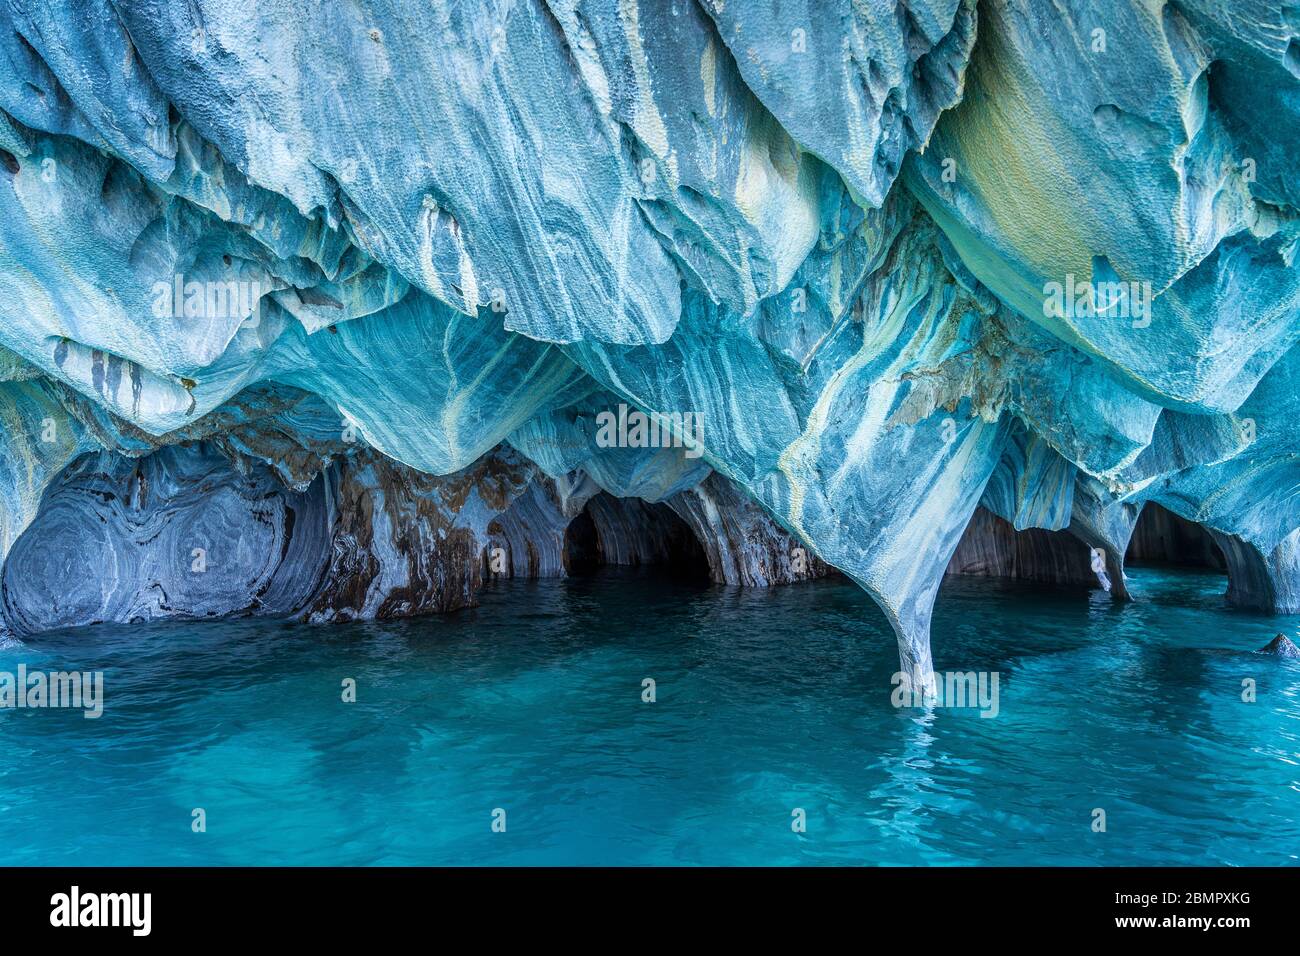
1,566,1298,866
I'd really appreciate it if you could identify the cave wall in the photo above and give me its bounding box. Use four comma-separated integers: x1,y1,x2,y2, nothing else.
1,434,831,635
1212,529,1300,615
667,473,833,586
2,444,328,631
0,2,1299,682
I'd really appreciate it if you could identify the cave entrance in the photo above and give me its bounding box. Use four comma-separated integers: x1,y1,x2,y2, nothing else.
945,506,1104,590
562,493,711,583
1125,502,1226,572
563,508,602,576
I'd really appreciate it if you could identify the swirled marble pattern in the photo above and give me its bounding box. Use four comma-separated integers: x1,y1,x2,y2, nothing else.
1,1,1299,686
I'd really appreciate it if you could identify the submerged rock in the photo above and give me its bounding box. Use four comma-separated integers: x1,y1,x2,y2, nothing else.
1258,635,1300,659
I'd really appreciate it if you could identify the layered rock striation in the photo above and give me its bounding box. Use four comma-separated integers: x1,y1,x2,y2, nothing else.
1,1,1297,686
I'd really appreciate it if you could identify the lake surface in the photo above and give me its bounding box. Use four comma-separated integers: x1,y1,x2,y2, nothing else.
2,565,1297,865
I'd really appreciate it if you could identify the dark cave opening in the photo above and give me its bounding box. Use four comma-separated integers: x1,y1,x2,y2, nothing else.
1125,502,1227,572
562,493,711,583
945,506,1103,591
563,507,602,575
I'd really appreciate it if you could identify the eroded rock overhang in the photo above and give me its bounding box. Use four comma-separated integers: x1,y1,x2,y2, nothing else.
1,1,1298,687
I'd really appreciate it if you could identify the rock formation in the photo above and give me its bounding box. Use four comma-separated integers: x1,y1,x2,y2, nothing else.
1259,635,1300,659
1,2,1298,690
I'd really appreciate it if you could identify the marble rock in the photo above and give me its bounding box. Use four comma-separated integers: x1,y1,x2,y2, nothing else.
0,1,1297,689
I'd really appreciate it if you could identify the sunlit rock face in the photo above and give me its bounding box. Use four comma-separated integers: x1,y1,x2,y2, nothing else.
1,1,1298,684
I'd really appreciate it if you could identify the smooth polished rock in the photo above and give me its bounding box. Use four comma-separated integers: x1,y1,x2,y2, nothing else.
0,1,1298,689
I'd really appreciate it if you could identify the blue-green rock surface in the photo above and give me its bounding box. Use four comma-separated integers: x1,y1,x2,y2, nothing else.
1,0,1297,690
